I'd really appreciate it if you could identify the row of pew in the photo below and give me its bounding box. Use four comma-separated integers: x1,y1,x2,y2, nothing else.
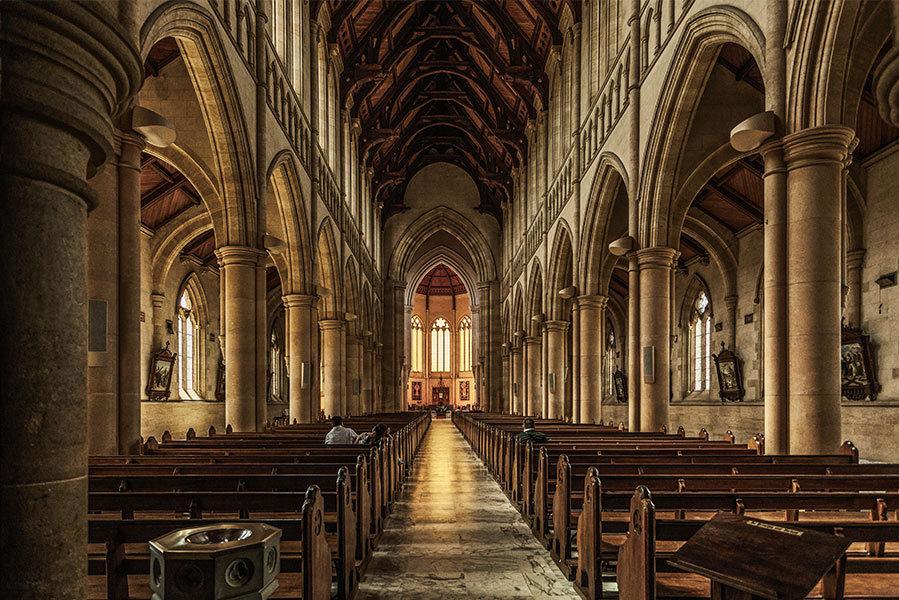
454,412,899,600
88,412,431,599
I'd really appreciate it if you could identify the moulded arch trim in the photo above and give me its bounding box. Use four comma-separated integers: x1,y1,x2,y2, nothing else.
639,5,766,248
344,258,361,335
315,217,341,318
151,211,214,295
526,260,545,336
267,151,313,295
581,153,629,295
512,284,524,336
387,205,496,283
547,221,575,320
403,247,481,308
681,214,739,298
140,1,257,245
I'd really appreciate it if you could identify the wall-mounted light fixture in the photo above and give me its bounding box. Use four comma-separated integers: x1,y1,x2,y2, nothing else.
729,111,776,152
531,313,545,323
558,286,577,299
875,272,897,288
609,235,635,256
344,312,358,321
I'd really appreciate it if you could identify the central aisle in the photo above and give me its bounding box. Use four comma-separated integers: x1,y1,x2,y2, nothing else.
357,419,581,599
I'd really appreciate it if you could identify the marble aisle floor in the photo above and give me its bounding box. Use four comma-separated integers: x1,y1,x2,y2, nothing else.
357,419,582,599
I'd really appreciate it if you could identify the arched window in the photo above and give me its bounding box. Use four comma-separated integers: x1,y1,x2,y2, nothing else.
270,329,282,401
177,290,200,398
411,315,423,372
606,320,616,396
690,291,712,392
430,317,451,372
459,315,472,372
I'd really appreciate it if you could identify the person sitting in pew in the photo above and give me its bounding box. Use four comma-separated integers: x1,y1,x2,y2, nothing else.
357,423,389,446
515,418,547,443
325,416,359,445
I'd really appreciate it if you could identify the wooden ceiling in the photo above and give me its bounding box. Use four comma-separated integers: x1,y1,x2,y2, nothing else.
140,153,203,230
416,264,467,296
321,0,574,221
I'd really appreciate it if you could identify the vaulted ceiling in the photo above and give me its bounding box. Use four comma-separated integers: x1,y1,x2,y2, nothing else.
319,0,575,221
416,264,467,296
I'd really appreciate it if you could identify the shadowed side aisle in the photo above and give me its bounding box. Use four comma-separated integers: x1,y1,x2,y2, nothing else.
357,420,581,599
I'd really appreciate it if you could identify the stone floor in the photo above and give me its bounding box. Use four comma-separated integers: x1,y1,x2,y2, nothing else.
356,419,581,599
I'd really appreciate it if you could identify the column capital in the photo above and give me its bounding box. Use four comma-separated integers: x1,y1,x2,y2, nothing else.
150,293,166,309
319,319,346,332
524,335,541,345
724,295,739,310
846,248,866,270
782,125,857,170
510,344,523,355
634,246,679,269
282,293,317,309
576,294,608,310
215,245,266,268
544,319,570,332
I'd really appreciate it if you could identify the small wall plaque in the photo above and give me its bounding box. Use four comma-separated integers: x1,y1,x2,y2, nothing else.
744,313,754,324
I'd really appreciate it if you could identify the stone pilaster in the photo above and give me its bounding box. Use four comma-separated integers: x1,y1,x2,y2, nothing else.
511,339,524,415
345,334,363,416
216,245,266,431
845,249,866,328
283,293,317,422
724,294,739,352
636,247,679,432
363,339,375,414
783,126,856,454
1,2,141,596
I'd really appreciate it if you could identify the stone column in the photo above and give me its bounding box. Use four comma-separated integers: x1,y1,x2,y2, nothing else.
151,293,167,350
1,2,141,597
578,295,607,423
845,249,865,328
374,342,384,412
216,246,265,431
511,343,523,414
319,319,345,417
783,126,855,454
627,253,641,431
363,340,374,414
346,334,363,416
283,293,316,422
545,320,569,419
762,142,789,454
524,335,542,416
116,131,145,454
501,347,510,414
636,247,678,432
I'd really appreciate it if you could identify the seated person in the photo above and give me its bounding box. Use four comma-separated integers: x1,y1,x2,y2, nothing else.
356,423,389,445
325,416,358,445
515,418,547,443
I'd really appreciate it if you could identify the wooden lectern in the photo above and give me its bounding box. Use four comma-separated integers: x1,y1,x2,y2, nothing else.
669,513,851,600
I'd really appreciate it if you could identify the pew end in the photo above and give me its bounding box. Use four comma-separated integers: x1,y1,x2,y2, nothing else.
840,440,859,464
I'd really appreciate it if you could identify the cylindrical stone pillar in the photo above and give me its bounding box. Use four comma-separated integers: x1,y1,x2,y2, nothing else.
319,319,345,417
636,247,678,432
524,335,542,416
511,343,523,414
762,143,789,454
346,334,362,416
627,253,641,431
501,350,510,414
117,130,146,454
1,2,141,597
845,249,865,328
545,320,569,419
724,295,738,351
151,293,167,350
783,126,855,454
578,295,607,423
216,246,265,431
283,293,316,423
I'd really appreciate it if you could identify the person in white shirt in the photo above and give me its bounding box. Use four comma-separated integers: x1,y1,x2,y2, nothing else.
325,416,358,445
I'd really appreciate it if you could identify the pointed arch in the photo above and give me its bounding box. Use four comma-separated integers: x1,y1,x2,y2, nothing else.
315,218,341,319
547,221,575,320
526,261,544,336
580,153,629,295
174,272,210,399
638,6,766,248
141,2,257,245
267,150,313,295
344,258,361,335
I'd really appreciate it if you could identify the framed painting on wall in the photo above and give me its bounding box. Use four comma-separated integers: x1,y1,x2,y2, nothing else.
411,381,422,402
613,369,627,403
841,324,880,401
146,341,176,401
215,359,225,401
712,342,745,402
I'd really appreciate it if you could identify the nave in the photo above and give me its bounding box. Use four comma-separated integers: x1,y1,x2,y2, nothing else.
358,420,580,599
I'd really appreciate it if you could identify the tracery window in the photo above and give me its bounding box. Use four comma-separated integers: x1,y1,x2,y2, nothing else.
690,291,712,392
411,315,423,373
430,317,451,372
177,290,200,398
458,315,472,372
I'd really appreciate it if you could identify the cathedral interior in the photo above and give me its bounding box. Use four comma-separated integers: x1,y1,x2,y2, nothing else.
3,0,899,598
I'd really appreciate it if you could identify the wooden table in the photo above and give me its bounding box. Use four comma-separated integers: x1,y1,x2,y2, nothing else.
668,512,851,600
